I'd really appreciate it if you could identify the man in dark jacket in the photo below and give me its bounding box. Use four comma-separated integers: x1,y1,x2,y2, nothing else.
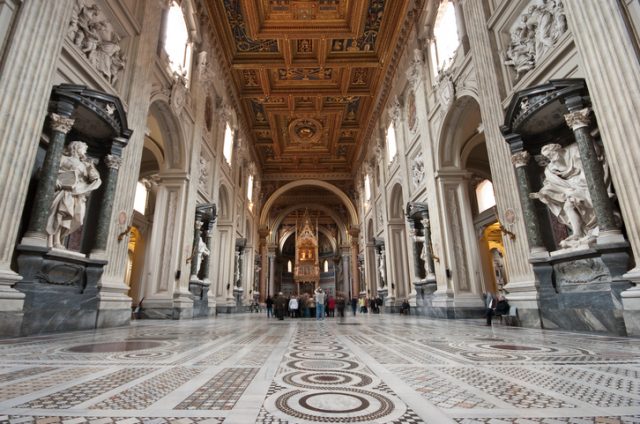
274,292,287,320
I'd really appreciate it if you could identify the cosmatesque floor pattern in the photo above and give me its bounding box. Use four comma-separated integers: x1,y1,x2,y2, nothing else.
0,314,639,424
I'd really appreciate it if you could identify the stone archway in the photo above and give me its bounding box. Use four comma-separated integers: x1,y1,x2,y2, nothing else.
388,183,411,307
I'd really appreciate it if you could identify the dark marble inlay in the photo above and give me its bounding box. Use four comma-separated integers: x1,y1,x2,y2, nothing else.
490,344,544,351
66,341,163,353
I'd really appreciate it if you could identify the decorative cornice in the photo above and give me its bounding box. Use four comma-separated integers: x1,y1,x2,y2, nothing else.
104,154,122,170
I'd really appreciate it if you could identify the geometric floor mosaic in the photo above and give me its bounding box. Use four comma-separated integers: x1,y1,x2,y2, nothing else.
0,313,639,423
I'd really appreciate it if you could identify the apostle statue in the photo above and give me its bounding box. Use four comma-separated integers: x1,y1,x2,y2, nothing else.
46,141,102,249
529,143,597,248
194,235,210,277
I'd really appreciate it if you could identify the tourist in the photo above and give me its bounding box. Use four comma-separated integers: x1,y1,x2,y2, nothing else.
265,295,273,318
314,288,325,320
288,296,298,318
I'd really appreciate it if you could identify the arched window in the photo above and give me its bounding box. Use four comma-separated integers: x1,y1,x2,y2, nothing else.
323,260,329,273
133,181,148,215
364,174,371,202
223,124,233,165
386,124,397,163
430,0,459,75
287,260,292,273
476,179,496,213
247,174,254,201
163,1,193,78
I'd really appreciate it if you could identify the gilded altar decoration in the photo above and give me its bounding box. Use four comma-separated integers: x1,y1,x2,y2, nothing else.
294,210,320,285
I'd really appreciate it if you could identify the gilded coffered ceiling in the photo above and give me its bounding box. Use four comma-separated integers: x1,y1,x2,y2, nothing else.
204,0,412,182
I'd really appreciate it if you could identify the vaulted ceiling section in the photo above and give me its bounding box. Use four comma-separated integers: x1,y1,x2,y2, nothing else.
204,0,413,184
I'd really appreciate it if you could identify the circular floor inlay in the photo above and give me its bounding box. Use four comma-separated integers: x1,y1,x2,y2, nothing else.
289,351,349,360
299,392,369,413
269,388,405,423
288,359,360,371
66,340,163,353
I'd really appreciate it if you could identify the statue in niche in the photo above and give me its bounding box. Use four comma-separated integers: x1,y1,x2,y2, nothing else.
194,235,210,277
378,249,386,287
46,141,102,249
529,143,597,249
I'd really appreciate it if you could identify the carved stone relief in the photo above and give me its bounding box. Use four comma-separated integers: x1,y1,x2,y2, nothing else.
198,153,211,195
411,151,425,188
67,0,127,86
170,73,188,116
435,70,455,111
503,0,568,79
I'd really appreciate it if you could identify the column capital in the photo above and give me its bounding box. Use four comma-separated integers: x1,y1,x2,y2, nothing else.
104,154,122,170
564,108,591,131
511,151,530,168
49,113,75,134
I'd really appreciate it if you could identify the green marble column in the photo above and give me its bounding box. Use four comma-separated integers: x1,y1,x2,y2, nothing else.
512,151,545,251
22,109,75,245
565,108,618,233
92,138,126,254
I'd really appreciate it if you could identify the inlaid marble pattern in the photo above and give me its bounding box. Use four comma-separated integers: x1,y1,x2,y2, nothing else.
0,314,638,423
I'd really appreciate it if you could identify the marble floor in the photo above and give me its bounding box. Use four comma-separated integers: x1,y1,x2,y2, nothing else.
0,313,639,424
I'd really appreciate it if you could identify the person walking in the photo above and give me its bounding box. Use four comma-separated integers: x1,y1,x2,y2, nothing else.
484,292,496,326
314,288,325,320
336,295,346,318
288,296,299,318
265,295,274,318
351,297,358,316
275,292,287,320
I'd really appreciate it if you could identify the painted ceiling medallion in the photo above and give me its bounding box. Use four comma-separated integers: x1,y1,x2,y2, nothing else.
290,118,323,145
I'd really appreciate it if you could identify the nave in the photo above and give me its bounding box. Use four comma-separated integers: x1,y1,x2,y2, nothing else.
0,315,639,424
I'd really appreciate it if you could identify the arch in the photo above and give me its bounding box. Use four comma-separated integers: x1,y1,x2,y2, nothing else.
218,184,231,221
389,183,405,220
437,95,483,169
270,203,348,244
147,99,187,170
259,180,358,227
279,226,337,254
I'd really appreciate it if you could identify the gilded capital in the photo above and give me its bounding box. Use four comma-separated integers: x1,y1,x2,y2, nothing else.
564,108,591,131
50,113,75,134
104,154,122,170
511,151,530,168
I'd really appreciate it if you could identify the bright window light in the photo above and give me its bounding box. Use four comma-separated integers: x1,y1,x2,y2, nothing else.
364,175,371,201
386,124,397,162
164,2,192,76
247,174,254,201
432,1,459,75
134,182,148,214
287,260,292,273
223,124,233,164
323,260,329,273
476,179,496,213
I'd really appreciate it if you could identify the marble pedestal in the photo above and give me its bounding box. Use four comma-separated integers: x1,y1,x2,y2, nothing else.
15,244,106,335
531,242,631,336
189,280,210,318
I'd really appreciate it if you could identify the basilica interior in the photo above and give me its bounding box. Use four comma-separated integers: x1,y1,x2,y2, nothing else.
0,0,640,422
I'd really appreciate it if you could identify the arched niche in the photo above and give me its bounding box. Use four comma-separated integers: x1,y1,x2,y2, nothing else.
218,184,231,222
147,99,186,170
437,95,483,169
389,183,405,220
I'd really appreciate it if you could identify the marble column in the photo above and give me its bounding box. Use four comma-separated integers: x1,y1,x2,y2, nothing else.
92,141,127,255
564,108,620,242
511,150,546,254
95,0,166,326
561,1,640,288
22,110,75,246
0,0,73,335
341,247,350,297
349,228,360,299
258,226,269,300
268,249,276,296
462,0,539,308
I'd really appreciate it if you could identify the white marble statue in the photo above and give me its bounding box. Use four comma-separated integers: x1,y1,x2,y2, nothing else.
46,141,102,249
378,250,386,287
195,236,210,276
529,143,597,248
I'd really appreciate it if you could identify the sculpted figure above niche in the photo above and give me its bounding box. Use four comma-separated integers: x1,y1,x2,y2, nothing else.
68,0,127,86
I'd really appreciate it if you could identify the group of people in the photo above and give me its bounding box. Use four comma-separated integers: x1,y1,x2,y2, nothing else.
264,289,346,320
262,291,386,320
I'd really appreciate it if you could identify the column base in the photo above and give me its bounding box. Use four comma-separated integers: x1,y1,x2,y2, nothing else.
20,232,48,248
621,268,640,336
173,290,194,320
